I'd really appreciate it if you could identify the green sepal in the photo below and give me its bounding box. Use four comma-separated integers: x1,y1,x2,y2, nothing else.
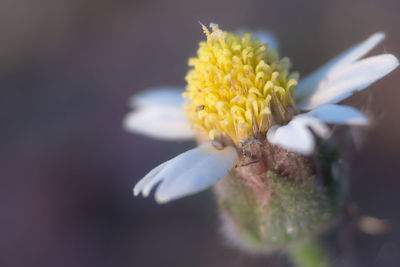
261,171,334,246
216,143,345,251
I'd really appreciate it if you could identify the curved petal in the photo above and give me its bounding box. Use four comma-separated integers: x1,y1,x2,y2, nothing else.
129,86,185,108
133,142,238,204
267,116,330,155
236,28,279,50
295,32,398,109
320,32,386,69
297,54,399,109
123,106,194,140
133,160,170,197
307,104,368,126
155,143,237,203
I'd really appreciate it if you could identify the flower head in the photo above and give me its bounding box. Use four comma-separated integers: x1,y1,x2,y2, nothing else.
125,23,398,252
125,23,398,209
184,24,298,143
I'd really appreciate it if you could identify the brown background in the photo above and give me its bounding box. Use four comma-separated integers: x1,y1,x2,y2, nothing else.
1,0,400,266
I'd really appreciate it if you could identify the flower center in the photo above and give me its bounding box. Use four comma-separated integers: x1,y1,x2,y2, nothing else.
184,24,299,144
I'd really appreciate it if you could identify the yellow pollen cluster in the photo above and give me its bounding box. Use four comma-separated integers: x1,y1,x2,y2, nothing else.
184,24,299,144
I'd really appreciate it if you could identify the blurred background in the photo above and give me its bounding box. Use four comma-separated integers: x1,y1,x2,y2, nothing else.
1,0,400,266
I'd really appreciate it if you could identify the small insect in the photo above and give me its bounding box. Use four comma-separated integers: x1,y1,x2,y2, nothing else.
195,105,205,112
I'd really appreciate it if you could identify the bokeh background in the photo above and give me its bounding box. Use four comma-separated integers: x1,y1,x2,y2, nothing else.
1,0,400,266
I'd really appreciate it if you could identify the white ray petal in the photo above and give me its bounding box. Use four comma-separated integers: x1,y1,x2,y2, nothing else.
307,104,368,126
267,116,330,155
123,106,194,140
298,54,399,109
295,32,389,107
129,86,185,108
267,124,315,155
324,32,386,68
147,142,237,204
133,160,170,197
236,28,279,50
142,170,166,197
134,144,213,198
293,116,331,139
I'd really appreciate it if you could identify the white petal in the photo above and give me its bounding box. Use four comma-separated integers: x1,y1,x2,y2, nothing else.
154,143,237,204
236,28,279,50
298,54,399,109
123,106,194,140
133,142,237,203
134,145,208,198
295,32,392,108
129,86,185,108
307,104,368,126
293,116,331,139
125,87,195,140
323,32,386,68
133,160,170,197
267,116,330,155
267,124,315,155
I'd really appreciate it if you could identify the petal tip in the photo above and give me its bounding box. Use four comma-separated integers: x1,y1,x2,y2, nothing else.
355,114,369,126
122,112,138,132
133,186,140,197
372,32,386,42
377,54,400,74
132,186,139,197
142,187,152,198
155,193,170,204
388,54,399,67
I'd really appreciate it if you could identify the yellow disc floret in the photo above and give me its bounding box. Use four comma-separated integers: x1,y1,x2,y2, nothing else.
184,24,299,144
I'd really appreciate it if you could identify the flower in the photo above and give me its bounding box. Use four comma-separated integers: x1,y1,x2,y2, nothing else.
125,23,398,204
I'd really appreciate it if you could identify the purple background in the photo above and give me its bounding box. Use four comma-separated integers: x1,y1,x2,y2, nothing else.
1,0,400,266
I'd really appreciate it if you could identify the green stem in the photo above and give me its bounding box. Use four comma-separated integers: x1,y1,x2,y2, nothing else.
289,239,331,267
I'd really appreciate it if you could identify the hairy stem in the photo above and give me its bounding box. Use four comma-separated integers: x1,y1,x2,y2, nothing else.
289,239,330,267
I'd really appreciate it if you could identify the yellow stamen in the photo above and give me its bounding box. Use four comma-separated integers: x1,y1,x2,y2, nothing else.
184,24,298,144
